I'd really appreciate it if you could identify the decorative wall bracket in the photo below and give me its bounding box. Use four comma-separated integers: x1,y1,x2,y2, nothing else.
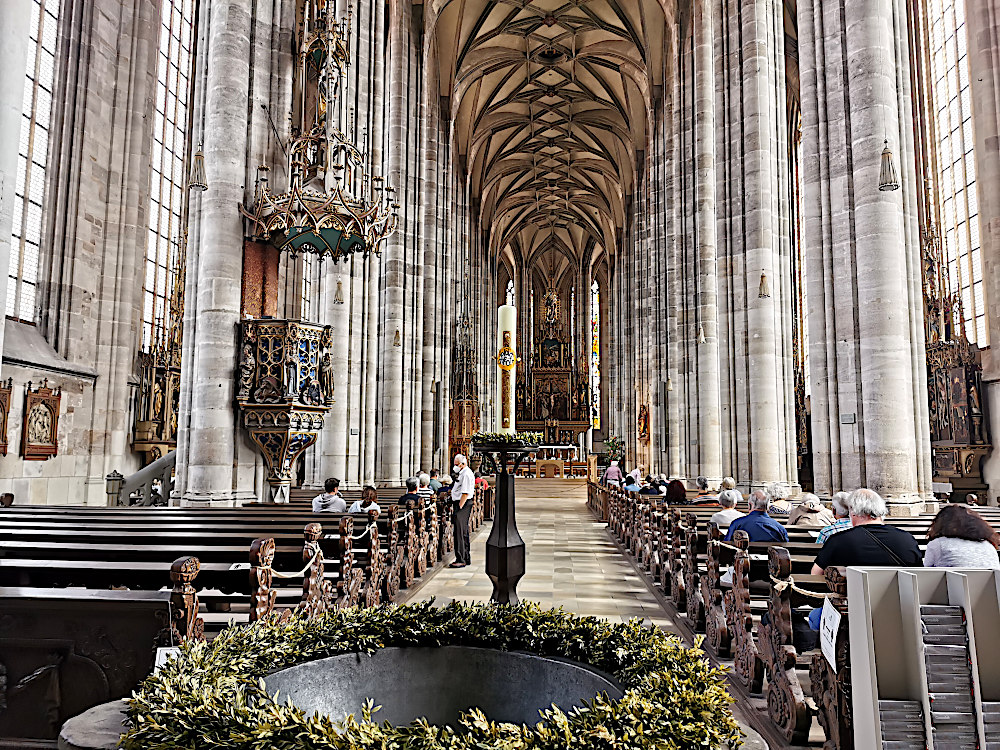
236,319,334,502
0,378,11,457
22,379,61,461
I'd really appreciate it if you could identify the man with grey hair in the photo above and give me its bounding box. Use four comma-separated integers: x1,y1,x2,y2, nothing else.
788,493,835,527
812,488,922,575
816,491,852,544
723,490,788,542
710,489,745,529
449,454,476,568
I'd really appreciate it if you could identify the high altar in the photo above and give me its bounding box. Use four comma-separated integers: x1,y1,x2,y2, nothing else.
515,289,589,445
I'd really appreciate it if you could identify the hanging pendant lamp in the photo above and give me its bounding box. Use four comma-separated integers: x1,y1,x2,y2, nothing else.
698,323,706,344
758,269,771,299
879,139,900,192
188,145,208,191
334,276,345,304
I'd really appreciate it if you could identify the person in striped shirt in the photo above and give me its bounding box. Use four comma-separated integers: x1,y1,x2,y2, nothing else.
417,473,435,502
816,491,852,544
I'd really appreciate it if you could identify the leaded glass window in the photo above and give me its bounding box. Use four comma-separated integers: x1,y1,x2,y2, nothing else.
7,0,59,322
143,0,195,350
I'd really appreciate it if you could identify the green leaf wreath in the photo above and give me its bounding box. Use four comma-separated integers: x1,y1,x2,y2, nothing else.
123,601,741,749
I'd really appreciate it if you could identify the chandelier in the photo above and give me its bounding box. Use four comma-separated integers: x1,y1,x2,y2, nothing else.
241,1,397,260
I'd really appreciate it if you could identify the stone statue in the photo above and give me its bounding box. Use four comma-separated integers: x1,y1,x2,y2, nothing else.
238,341,255,401
320,352,335,404
284,339,300,400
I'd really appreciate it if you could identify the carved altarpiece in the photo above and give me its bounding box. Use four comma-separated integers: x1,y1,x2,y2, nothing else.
21,380,61,461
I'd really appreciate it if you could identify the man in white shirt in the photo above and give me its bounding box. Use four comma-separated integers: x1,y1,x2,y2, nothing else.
312,477,347,513
450,454,476,568
710,489,744,529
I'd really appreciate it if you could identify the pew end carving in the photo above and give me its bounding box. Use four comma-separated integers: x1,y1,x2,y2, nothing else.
168,556,205,643
810,567,852,750
723,531,763,694
249,537,277,622
702,523,732,655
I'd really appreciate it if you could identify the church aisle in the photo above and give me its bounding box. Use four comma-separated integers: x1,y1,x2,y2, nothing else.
411,479,676,629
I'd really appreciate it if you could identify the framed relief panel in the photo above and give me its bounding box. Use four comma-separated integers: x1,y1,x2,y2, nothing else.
22,379,61,460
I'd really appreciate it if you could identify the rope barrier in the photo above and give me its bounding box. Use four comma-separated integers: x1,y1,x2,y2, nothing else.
351,523,378,541
710,539,746,553
262,550,321,579
769,574,831,600
393,511,414,525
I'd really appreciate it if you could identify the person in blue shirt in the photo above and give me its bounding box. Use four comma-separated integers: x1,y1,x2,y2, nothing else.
723,490,789,542
623,477,642,493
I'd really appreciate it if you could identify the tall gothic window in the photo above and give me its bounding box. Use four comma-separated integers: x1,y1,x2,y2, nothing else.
8,0,59,322
928,0,986,344
143,0,195,350
590,280,601,430
505,279,514,306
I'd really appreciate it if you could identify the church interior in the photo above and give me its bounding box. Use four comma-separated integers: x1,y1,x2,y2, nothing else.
5,0,1000,747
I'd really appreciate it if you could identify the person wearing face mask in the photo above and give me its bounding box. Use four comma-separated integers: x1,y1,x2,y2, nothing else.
449,454,476,568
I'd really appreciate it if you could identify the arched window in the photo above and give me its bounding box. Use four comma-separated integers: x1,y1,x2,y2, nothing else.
7,0,60,322
590,280,601,429
505,279,515,306
142,0,196,350
927,0,986,343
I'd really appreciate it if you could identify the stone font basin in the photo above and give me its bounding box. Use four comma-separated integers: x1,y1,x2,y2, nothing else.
264,645,624,727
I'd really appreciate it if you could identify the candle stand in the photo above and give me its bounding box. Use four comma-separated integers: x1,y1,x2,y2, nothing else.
474,439,536,605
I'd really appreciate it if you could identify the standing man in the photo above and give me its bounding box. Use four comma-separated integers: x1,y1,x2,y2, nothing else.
450,454,475,568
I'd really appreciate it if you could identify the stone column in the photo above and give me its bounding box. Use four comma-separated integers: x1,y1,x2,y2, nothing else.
968,0,1000,499
0,0,31,369
693,0,722,481
741,0,784,486
801,0,926,503
182,0,253,503
377,3,407,485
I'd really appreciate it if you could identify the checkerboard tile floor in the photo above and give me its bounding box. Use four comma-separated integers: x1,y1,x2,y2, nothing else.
413,479,677,631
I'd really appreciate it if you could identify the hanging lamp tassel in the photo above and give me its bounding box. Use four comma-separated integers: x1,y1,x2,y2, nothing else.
698,323,706,344
666,376,673,393
758,269,771,299
879,139,900,192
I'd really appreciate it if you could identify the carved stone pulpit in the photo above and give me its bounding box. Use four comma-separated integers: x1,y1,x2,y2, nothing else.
236,319,334,502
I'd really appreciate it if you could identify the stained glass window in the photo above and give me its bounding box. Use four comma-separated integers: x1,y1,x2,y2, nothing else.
8,0,59,322
590,280,601,430
143,0,195,350
929,0,986,344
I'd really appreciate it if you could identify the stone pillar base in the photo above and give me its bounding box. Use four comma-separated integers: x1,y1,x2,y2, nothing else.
886,500,928,517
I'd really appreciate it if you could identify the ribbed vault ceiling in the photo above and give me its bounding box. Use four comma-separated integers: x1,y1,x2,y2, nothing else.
432,0,670,270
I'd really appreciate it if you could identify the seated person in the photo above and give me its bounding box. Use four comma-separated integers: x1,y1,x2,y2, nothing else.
788,494,835,527
349,485,381,518
638,475,661,496
312,477,347,513
766,482,793,515
623,476,642,493
416,473,435,502
816,491,852,544
924,504,1000,569
692,475,717,504
428,469,443,492
710,489,745,529
720,476,737,492
436,475,453,500
724,490,789,542
665,479,687,505
1,492,14,507
658,474,670,495
399,476,421,506
811,489,922,575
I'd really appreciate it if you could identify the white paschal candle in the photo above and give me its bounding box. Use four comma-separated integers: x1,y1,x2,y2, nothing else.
496,305,517,435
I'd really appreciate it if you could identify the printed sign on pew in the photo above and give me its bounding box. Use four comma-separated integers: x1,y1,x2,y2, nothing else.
155,646,182,674
820,598,842,671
